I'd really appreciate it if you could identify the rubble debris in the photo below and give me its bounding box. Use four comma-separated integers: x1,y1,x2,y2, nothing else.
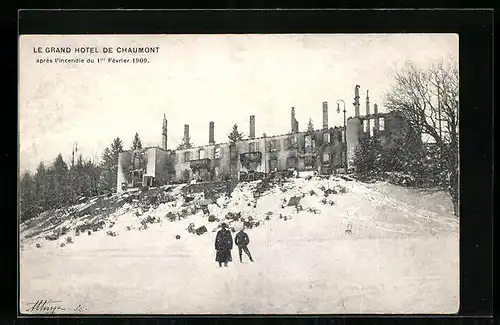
295,205,303,212
324,188,337,196
208,215,216,222
141,215,158,226
176,235,181,239
60,243,66,248
321,198,327,205
307,207,320,214
166,212,177,222
265,215,271,221
195,226,208,235
126,226,131,231
107,231,117,237
345,224,353,234
36,243,42,248
87,231,92,235
266,211,273,216
328,200,335,206
287,196,302,207
66,237,73,244
45,234,59,241
339,186,348,193
187,223,196,234
309,190,316,196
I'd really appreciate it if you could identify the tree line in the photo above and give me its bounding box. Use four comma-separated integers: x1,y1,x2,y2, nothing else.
19,132,144,222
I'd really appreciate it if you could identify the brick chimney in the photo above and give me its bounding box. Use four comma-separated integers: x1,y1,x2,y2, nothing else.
366,90,370,116
209,121,215,145
249,115,255,139
291,107,299,133
322,101,328,129
353,85,360,117
162,114,168,150
184,124,190,146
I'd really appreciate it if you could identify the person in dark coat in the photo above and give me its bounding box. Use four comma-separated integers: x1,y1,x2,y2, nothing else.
215,222,233,267
234,228,254,263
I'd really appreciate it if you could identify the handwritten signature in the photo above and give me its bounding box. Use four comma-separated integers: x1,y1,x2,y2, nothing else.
24,299,87,314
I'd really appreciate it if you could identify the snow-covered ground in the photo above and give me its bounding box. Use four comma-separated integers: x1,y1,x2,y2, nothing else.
20,177,459,314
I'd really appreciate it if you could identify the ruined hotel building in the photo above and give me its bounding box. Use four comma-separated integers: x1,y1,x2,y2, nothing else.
116,85,415,192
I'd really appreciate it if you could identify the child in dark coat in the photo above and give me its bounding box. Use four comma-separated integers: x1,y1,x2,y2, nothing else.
215,223,233,267
234,228,254,263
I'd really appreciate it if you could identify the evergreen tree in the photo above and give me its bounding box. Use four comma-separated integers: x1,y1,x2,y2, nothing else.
177,135,193,150
100,137,124,193
69,154,85,202
34,162,48,210
353,137,381,177
82,159,101,197
228,124,244,143
47,154,71,208
131,132,143,150
307,118,314,132
20,171,36,221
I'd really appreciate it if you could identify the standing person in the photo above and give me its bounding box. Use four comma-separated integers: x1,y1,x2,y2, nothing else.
235,227,254,263
215,222,233,267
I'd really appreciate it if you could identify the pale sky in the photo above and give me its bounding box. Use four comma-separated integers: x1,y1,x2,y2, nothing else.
19,34,458,173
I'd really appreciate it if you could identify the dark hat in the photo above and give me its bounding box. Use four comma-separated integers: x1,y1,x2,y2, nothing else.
221,222,228,228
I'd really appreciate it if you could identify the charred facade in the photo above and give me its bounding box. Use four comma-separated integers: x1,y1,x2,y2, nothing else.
117,86,413,192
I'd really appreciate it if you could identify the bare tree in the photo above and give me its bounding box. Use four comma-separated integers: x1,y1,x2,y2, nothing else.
385,58,459,216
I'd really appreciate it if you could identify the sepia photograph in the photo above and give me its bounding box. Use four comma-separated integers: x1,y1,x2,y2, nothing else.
19,33,459,314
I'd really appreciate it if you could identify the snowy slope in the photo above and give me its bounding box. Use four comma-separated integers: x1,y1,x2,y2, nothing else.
20,177,459,314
